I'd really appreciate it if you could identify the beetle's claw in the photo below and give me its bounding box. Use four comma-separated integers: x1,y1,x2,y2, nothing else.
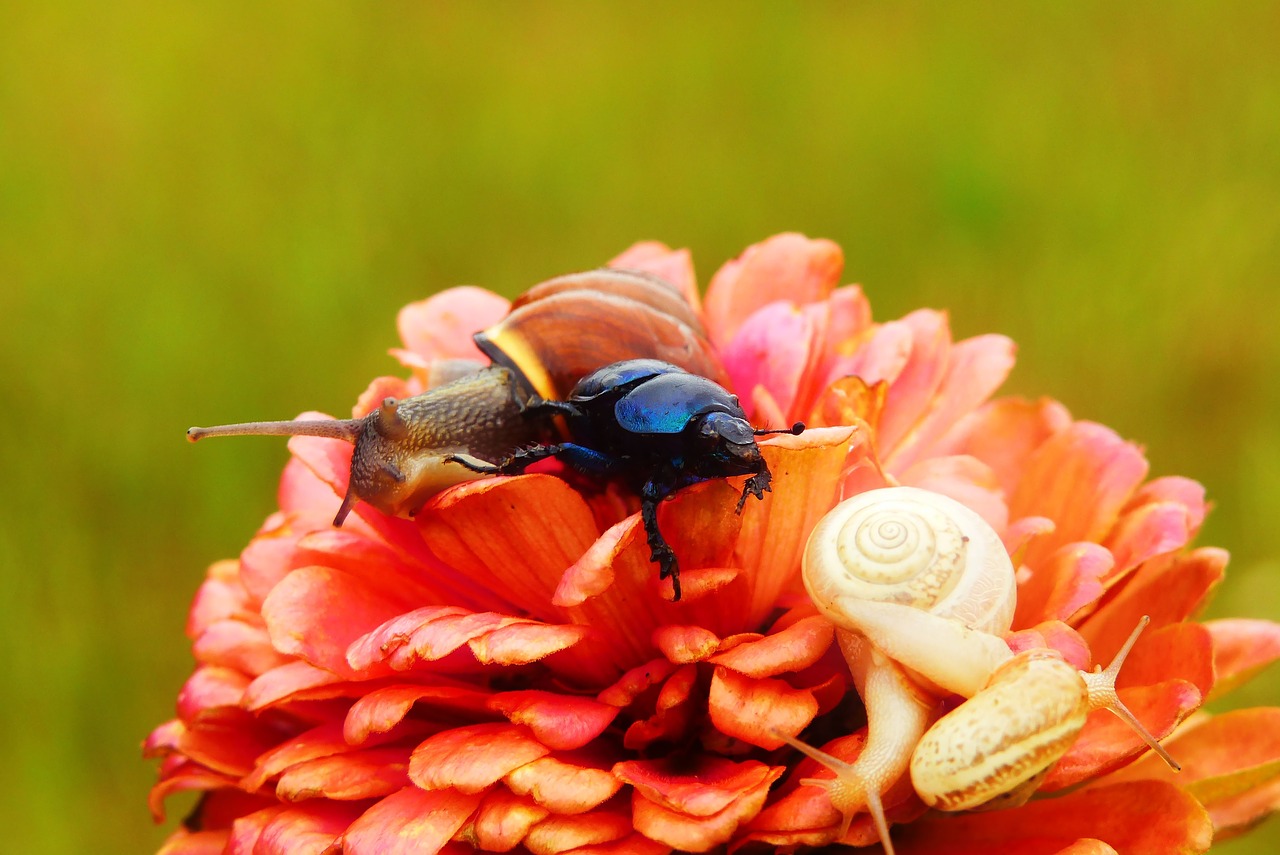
736,471,773,513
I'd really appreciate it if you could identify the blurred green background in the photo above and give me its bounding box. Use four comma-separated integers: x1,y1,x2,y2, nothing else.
2,2,1277,852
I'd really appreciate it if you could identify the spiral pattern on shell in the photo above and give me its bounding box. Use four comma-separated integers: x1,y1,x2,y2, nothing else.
802,486,1016,635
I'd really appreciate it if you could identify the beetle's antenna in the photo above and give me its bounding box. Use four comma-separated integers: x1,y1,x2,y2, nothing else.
753,421,805,437
187,418,363,444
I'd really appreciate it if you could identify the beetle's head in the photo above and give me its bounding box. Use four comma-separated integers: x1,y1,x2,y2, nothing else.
693,413,805,476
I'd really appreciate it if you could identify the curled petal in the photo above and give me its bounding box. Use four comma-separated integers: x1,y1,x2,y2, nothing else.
343,684,492,745
524,806,634,854
613,756,778,818
652,625,721,664
709,615,833,678
252,801,365,854
708,667,819,749
505,753,623,814
275,747,410,802
627,763,783,852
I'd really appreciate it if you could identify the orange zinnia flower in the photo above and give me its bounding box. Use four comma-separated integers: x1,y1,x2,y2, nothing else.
148,234,1280,854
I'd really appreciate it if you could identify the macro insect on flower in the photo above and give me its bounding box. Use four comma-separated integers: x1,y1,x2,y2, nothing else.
149,234,1280,855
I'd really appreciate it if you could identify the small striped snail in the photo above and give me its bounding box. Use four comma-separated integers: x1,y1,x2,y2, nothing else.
777,486,1178,855
188,269,728,525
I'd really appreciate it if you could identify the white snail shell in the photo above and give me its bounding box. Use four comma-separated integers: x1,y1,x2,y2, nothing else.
802,486,1016,637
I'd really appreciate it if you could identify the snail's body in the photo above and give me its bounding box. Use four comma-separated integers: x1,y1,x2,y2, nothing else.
781,486,1179,855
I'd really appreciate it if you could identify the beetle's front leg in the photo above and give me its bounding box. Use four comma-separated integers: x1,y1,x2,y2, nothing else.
449,444,566,476
736,466,773,513
640,479,682,601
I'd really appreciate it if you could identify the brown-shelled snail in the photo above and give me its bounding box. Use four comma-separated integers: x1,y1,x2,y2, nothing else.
187,268,797,600
188,269,727,525
778,486,1179,855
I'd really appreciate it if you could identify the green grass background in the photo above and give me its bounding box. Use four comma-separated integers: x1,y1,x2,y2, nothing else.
1,2,1277,852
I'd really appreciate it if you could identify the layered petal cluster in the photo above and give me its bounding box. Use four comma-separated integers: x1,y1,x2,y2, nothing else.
149,235,1280,854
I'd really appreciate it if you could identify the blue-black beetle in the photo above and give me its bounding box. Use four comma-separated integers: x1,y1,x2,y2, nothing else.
453,358,804,600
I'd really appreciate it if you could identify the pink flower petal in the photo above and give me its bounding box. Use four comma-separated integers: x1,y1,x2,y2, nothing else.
177,666,250,720
410,724,550,793
950,397,1073,500
720,300,821,420
704,233,843,344
608,242,699,312
885,331,1017,473
262,566,413,679
397,286,510,363
1010,422,1149,574
342,786,484,855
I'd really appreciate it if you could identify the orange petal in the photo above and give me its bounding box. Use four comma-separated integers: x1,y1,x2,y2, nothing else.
505,753,623,814
172,711,287,779
1104,481,1205,576
249,802,365,855
704,233,843,344
708,666,819,750
157,829,230,855
627,765,782,852
1014,542,1113,628
555,832,671,855
244,721,348,791
1080,548,1227,662
950,392,1075,500
1105,708,1280,837
1121,622,1215,698
396,286,509,363
709,615,833,678
417,474,599,621
596,658,678,708
652,625,722,664
261,565,414,679
1045,681,1202,789
1011,422,1149,573
895,780,1211,855
608,242,700,312
148,760,237,822
176,665,250,720
275,747,411,802
470,788,549,851
342,684,492,745
342,786,484,855
622,665,699,750
524,806,634,854
613,755,778,818
1005,620,1091,670
898,454,1008,534
487,691,619,751
244,660,345,711
193,618,288,677
187,559,252,637
1205,619,1280,698
409,724,550,793
731,427,856,627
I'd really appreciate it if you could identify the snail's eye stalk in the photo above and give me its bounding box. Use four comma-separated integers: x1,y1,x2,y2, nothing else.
187,418,363,444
